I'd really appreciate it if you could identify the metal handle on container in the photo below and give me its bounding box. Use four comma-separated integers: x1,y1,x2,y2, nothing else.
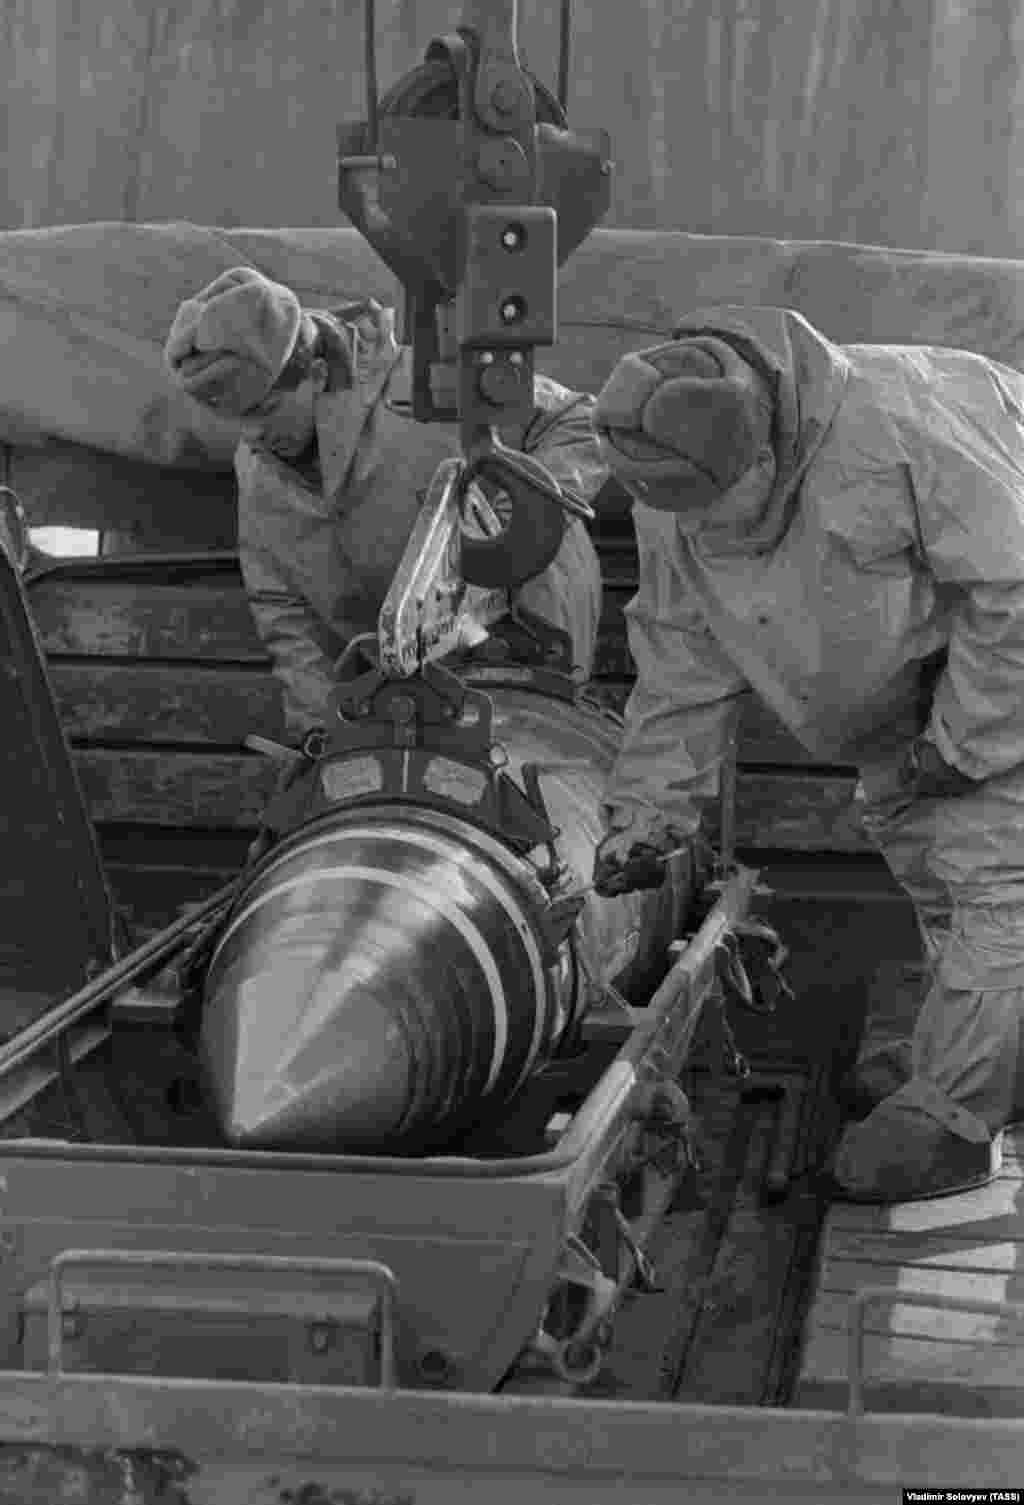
847,1284,1024,1416
47,1248,399,1388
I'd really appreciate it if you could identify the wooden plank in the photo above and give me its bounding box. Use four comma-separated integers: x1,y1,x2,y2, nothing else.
30,563,823,767
797,1125,1024,1410
48,657,820,768
820,1224,1024,1283
14,441,237,541
75,749,275,828
823,1231,1024,1271
50,661,284,744
73,748,865,845
801,1321,1024,1389
799,1328,1024,1411
810,1288,1024,1346
29,578,266,661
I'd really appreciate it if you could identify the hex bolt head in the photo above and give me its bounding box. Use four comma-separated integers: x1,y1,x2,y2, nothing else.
308,1322,334,1354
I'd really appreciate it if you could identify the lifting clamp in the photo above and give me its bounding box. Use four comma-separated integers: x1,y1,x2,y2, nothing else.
338,0,612,587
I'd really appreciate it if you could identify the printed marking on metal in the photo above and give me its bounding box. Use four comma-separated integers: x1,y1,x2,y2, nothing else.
321,756,384,803
422,757,487,805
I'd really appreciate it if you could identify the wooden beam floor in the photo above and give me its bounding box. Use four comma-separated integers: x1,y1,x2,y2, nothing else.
797,1126,1024,1417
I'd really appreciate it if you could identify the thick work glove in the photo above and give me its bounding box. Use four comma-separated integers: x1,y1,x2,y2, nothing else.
901,736,978,802
592,337,773,513
592,823,690,897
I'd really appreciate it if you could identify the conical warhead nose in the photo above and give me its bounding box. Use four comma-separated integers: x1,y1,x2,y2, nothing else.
206,959,419,1149
200,814,556,1153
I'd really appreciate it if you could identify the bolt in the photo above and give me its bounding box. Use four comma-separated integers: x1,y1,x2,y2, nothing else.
309,1322,333,1354
475,137,528,190
509,351,525,366
501,297,525,325
490,78,521,115
501,223,525,252
338,152,398,172
477,351,495,366
478,360,526,407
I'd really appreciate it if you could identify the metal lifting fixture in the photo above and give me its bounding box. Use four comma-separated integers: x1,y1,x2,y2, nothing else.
338,0,612,593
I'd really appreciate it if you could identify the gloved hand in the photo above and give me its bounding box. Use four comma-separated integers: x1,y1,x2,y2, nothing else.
592,824,690,897
592,337,773,513
902,736,978,802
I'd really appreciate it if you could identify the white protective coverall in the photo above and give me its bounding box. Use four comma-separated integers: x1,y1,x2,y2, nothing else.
236,306,604,737
604,304,1024,1149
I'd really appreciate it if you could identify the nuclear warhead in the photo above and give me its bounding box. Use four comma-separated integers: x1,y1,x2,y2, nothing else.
200,680,687,1154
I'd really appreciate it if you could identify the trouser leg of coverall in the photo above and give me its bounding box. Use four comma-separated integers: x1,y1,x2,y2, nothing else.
514,519,601,681
833,761,1024,1199
849,772,952,1103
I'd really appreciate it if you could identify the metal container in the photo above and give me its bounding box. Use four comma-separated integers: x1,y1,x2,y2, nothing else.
200,686,681,1153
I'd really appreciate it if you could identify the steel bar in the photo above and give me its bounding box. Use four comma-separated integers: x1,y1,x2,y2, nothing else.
47,1248,398,1386
0,878,240,1080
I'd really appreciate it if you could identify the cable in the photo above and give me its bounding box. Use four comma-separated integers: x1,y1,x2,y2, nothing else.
364,0,379,149
558,0,572,113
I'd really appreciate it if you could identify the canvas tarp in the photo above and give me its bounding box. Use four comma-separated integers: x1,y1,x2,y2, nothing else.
0,220,398,473
10,220,1024,546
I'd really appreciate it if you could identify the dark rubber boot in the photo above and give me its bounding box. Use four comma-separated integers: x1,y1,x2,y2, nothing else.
825,1079,1002,1204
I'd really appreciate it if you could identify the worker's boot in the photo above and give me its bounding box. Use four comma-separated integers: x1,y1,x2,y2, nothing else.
837,1040,913,1121
826,1078,1003,1203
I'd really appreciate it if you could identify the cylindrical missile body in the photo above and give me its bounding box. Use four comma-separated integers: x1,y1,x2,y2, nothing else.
201,686,682,1153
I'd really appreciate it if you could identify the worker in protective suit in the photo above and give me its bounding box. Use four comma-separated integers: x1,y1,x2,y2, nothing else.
163,267,604,741
588,304,1024,1204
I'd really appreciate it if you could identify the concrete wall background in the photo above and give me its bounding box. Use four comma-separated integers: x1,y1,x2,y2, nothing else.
4,1,1024,256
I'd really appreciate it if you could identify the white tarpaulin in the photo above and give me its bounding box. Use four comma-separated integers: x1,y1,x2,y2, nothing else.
0,221,397,471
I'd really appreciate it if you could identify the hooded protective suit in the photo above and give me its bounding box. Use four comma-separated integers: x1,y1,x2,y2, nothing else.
236,303,604,737
602,304,1024,1195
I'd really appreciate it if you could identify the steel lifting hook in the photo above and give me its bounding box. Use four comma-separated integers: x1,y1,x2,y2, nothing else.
458,441,595,589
